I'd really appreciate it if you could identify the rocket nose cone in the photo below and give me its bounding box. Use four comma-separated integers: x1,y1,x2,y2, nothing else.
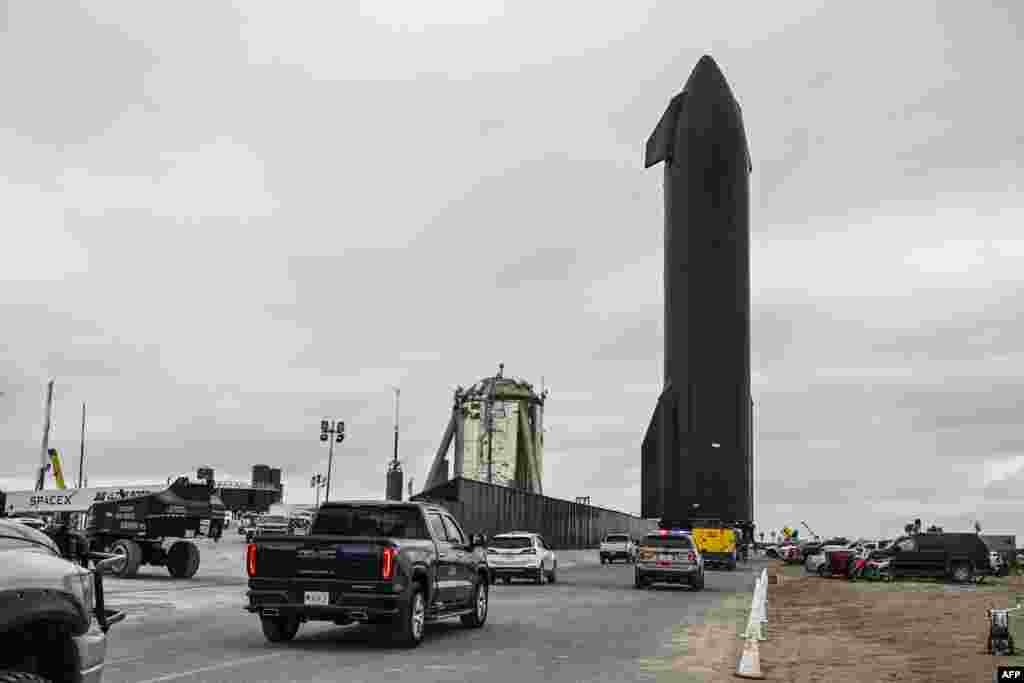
685,54,734,100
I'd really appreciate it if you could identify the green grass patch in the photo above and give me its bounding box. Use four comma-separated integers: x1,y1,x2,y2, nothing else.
635,590,754,683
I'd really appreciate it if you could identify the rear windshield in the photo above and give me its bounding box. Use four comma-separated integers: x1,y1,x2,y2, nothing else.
642,535,693,549
605,535,630,543
311,505,430,539
491,536,533,549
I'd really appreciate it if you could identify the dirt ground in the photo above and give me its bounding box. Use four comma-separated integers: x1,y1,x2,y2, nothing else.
660,561,1024,683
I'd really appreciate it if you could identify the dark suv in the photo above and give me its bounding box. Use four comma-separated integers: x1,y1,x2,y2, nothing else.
880,533,992,583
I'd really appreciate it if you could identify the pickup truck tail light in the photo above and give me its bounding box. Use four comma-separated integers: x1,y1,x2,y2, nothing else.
246,543,257,577
382,547,395,580
687,551,696,562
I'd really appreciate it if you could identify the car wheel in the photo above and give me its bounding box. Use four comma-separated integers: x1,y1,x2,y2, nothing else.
110,539,143,578
951,563,973,584
691,571,705,591
548,562,557,583
260,616,299,643
394,586,426,648
634,570,646,589
535,562,547,585
817,564,827,578
460,578,488,628
503,576,512,585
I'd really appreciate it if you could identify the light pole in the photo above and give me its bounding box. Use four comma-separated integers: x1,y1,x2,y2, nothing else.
319,419,345,503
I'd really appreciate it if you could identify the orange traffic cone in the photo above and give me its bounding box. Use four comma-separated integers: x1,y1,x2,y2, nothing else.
735,633,764,679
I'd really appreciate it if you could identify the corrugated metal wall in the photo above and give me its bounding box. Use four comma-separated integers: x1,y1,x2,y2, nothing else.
411,478,657,549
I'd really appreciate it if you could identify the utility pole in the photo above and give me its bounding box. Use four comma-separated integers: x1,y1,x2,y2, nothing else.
319,419,345,503
36,380,55,491
78,402,86,489
392,387,400,468
310,473,325,507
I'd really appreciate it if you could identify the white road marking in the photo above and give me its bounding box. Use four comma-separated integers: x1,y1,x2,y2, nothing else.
132,653,284,683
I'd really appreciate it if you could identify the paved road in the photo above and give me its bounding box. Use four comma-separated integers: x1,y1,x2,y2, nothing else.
102,559,765,683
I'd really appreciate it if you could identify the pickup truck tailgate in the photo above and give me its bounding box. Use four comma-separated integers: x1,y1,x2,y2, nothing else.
254,537,387,580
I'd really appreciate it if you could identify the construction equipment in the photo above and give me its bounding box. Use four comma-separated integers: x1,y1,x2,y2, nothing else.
85,476,215,578
4,477,216,578
49,448,67,490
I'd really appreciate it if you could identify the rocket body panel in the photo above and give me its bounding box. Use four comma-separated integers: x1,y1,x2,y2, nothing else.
642,55,752,525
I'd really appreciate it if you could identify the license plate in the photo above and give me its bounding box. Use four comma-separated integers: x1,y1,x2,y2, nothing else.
304,591,329,606
658,554,674,562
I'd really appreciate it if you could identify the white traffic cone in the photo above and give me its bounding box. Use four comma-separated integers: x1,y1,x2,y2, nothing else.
735,632,764,679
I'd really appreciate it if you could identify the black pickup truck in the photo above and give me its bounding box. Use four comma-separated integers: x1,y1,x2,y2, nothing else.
245,500,491,647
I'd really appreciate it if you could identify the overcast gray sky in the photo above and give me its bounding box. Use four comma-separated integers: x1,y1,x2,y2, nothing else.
2,1,1021,541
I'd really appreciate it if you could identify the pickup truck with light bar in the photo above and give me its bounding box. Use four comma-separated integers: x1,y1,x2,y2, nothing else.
245,501,491,648
634,529,705,590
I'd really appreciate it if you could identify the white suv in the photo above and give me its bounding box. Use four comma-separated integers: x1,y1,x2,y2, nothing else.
487,532,558,585
600,533,637,564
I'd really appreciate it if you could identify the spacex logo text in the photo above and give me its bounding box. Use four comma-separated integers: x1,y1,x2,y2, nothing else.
29,495,74,506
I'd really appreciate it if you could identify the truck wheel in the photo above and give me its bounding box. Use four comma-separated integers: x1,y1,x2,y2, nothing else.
460,578,488,628
167,541,201,578
260,616,299,643
547,562,557,584
0,671,53,683
110,540,143,578
502,577,512,585
691,570,705,591
535,563,547,585
184,542,200,577
951,563,973,584
167,541,197,578
393,586,426,648
634,570,647,589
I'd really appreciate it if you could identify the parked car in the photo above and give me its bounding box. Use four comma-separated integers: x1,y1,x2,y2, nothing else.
239,514,259,539
634,529,704,590
0,519,125,683
487,532,558,585
245,501,490,648
878,533,993,583
600,532,637,564
253,514,290,538
805,543,859,574
779,544,803,564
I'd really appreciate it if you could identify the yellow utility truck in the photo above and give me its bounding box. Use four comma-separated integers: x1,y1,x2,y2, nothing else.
690,523,738,571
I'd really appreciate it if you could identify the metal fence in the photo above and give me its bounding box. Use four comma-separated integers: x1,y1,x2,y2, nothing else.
411,477,657,549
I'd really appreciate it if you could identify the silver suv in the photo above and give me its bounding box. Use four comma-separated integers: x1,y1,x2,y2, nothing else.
0,519,124,683
634,529,705,590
